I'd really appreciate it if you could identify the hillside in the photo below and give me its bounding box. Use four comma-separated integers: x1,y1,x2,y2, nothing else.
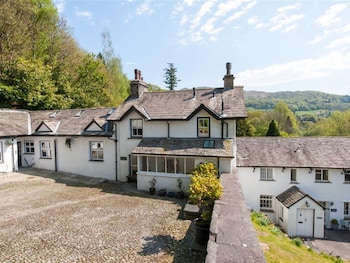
245,90,350,112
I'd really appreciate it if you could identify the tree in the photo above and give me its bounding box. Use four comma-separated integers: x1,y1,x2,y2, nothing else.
163,63,180,90
237,118,254,136
266,120,280,136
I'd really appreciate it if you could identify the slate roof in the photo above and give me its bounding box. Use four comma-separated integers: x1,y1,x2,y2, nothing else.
108,87,247,121
236,137,350,169
276,186,324,209
30,108,114,136
276,186,307,208
132,138,234,158
0,109,30,137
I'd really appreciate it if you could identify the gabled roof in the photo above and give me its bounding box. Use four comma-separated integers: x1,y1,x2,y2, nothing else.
108,87,247,121
132,138,234,158
30,108,113,136
0,109,30,137
276,186,324,209
236,137,350,169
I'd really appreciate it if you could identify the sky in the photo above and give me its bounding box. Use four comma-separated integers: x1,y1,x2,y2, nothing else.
53,0,350,95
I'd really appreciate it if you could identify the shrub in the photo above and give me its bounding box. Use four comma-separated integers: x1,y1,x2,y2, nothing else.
292,237,303,247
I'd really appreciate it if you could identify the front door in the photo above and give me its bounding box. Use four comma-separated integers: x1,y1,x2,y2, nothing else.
296,208,314,237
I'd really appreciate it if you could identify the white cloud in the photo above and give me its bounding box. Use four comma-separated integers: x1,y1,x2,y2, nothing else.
248,16,258,25
189,0,217,31
236,51,350,87
75,8,94,24
53,0,65,14
136,1,154,15
269,4,304,33
326,36,350,50
224,1,256,24
316,3,349,27
215,0,250,17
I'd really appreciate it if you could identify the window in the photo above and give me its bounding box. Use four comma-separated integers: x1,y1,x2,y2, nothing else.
166,157,175,173
148,156,156,172
24,140,35,154
260,168,273,180
260,195,273,210
315,169,329,182
290,169,297,182
157,157,165,173
344,169,350,182
344,202,350,217
223,122,229,138
0,142,3,163
40,141,51,159
137,155,195,174
131,119,143,137
90,141,103,161
186,158,195,174
198,117,209,137
130,155,138,176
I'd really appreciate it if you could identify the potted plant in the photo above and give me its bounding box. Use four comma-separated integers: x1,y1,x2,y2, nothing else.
149,177,157,195
331,219,339,230
175,178,185,199
188,162,223,245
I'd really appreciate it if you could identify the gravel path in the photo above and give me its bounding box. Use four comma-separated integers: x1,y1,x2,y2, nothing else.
0,170,206,262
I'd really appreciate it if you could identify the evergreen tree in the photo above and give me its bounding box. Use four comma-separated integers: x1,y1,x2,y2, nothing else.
266,120,280,136
163,63,180,90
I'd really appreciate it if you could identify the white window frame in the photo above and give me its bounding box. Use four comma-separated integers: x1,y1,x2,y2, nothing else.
344,169,350,183
198,117,210,137
260,195,273,211
90,141,104,161
290,168,297,182
24,140,35,154
139,155,195,174
260,168,273,180
315,169,329,182
344,202,350,217
131,119,143,138
0,142,3,163
40,141,51,159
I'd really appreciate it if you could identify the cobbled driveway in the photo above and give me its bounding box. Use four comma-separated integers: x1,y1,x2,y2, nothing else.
0,169,205,263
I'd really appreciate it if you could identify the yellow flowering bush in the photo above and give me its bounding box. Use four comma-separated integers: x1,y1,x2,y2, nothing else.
188,162,223,221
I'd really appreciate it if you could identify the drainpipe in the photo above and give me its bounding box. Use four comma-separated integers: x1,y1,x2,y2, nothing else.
54,139,58,172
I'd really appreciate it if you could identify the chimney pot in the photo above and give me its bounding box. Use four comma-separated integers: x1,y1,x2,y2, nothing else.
134,69,138,80
192,87,196,98
226,62,232,75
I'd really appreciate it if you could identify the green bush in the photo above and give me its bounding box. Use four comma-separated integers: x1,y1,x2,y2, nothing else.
292,237,303,247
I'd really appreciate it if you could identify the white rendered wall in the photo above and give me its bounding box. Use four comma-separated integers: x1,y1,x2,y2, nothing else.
238,166,345,229
0,139,17,173
20,136,115,180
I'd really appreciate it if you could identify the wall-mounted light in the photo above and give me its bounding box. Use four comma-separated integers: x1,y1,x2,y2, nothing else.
309,168,313,174
305,201,310,207
253,167,256,173
282,167,286,172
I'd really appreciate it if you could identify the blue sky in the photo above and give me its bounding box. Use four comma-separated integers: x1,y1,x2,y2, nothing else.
53,0,350,95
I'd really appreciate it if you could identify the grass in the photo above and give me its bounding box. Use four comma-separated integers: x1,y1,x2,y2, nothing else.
251,211,348,263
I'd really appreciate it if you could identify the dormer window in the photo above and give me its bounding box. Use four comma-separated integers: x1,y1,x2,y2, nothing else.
131,119,143,138
198,117,210,137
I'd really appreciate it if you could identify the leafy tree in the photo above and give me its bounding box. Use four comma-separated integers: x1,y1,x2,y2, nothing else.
266,120,280,136
237,118,254,136
163,63,180,90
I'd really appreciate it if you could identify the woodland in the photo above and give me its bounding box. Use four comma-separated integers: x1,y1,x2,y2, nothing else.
1,0,350,137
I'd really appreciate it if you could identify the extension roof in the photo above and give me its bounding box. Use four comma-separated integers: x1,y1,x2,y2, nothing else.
132,138,234,158
108,87,247,121
276,186,324,209
0,109,30,137
236,137,350,169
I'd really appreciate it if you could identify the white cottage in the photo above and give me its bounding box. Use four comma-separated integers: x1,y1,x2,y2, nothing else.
107,65,248,192
236,137,350,238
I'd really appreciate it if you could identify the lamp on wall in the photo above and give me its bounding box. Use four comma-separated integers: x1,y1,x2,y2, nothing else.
253,167,256,173
305,201,310,207
309,168,313,174
282,167,286,172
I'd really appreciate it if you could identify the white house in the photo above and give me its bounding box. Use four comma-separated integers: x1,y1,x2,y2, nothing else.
236,137,350,238
107,65,247,192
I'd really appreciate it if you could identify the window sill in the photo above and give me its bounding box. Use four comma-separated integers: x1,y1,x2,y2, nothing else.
40,157,52,160
343,182,350,184
260,179,275,181
89,159,104,162
290,181,299,184
24,153,35,155
128,137,142,139
260,208,274,213
314,180,331,183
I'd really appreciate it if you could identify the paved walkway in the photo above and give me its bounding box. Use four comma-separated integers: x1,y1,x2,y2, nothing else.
308,229,350,261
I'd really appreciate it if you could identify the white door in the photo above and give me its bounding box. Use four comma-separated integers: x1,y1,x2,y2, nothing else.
296,209,314,237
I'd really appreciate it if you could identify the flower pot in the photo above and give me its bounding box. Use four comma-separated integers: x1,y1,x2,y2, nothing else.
194,219,210,245
175,191,185,199
149,187,156,195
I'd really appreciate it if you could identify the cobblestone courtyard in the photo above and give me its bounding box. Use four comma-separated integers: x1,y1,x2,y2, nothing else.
0,169,206,263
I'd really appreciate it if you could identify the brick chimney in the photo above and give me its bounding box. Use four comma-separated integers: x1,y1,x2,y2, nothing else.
130,69,148,98
223,62,235,88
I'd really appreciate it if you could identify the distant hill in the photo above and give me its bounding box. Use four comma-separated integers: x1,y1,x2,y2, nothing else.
244,90,350,112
